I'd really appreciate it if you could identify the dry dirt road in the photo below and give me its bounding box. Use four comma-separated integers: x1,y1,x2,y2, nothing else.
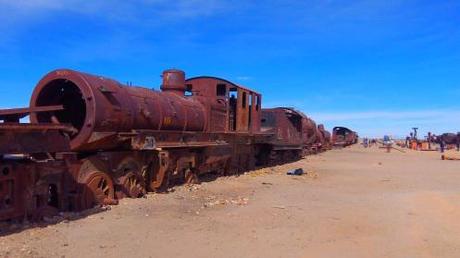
1,145,460,258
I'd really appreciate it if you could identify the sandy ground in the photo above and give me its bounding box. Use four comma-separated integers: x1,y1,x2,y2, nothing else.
1,145,460,258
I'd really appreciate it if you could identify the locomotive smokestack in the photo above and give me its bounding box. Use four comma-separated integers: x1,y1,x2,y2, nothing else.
161,69,186,96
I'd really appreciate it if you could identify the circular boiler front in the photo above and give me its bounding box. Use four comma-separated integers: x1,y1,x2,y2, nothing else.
30,70,96,150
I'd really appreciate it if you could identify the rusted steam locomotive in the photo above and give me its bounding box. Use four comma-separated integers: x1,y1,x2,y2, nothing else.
0,69,348,221
261,108,331,157
332,126,358,147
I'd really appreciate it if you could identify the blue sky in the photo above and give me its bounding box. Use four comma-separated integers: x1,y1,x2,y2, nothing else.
0,0,459,138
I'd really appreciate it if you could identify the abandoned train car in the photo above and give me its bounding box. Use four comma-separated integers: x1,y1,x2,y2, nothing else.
332,126,358,147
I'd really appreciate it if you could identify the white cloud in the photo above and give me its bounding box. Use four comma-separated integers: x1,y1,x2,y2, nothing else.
0,0,68,9
0,0,229,21
0,0,231,50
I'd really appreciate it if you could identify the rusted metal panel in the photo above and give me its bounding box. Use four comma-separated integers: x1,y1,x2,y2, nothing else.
0,158,72,221
185,76,261,96
261,107,334,155
121,130,231,151
250,94,262,133
236,88,250,132
262,108,306,148
298,114,318,154
184,76,262,134
0,163,24,221
0,124,71,154
317,124,332,150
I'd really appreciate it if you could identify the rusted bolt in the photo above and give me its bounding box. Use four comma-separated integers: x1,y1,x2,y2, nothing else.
2,167,10,176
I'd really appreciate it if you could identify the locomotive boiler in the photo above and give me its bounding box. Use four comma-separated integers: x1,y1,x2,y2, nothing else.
30,69,206,151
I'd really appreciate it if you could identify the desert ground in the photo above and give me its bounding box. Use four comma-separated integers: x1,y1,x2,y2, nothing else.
1,145,460,258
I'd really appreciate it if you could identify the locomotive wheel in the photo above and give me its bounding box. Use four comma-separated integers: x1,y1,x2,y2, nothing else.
80,171,116,209
184,168,199,184
150,170,170,193
117,172,146,198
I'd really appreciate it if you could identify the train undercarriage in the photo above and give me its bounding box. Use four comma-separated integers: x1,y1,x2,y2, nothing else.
0,120,300,222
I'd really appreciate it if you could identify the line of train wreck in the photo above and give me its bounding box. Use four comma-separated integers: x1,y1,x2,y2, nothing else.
332,126,359,147
0,69,358,222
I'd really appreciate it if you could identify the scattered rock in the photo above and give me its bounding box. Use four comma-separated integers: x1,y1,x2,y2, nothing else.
100,205,112,211
185,184,202,192
174,195,185,200
231,197,249,206
308,171,319,179
202,196,249,208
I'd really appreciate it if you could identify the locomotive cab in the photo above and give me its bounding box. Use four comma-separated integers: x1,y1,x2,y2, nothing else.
185,77,262,134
